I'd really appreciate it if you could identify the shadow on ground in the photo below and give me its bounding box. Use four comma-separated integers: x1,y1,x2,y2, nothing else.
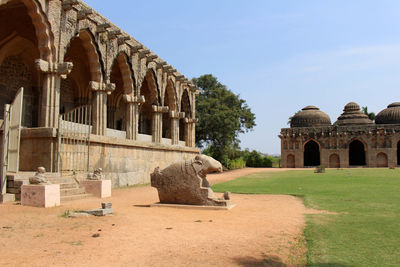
233,256,286,267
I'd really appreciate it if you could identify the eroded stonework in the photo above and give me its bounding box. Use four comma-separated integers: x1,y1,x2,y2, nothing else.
151,155,231,206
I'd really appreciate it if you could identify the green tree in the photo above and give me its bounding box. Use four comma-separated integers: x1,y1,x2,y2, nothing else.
193,74,256,164
362,106,376,121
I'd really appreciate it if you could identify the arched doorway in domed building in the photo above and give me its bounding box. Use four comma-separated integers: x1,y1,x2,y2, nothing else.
349,140,366,166
304,140,320,166
397,141,400,166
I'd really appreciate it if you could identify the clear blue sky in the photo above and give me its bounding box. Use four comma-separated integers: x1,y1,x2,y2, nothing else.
85,0,400,155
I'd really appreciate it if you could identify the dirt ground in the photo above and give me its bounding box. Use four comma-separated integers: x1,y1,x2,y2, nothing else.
0,168,319,267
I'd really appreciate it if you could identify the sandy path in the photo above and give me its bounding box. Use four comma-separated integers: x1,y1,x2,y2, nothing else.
0,168,313,266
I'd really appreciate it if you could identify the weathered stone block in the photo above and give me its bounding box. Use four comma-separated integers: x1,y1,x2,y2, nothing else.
21,184,60,208
80,180,111,198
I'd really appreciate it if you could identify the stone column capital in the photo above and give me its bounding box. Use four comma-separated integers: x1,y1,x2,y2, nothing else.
35,59,73,78
169,111,185,119
89,81,115,95
152,105,169,113
123,95,145,104
184,117,198,124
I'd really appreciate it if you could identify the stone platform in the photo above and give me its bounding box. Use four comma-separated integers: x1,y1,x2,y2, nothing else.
80,180,111,198
21,184,60,208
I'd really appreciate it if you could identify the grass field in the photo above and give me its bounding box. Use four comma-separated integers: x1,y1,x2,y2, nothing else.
212,168,400,266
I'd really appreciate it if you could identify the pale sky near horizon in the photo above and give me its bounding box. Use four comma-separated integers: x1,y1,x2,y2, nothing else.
84,0,400,155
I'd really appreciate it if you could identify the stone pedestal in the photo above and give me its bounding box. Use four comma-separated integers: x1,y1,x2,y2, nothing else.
80,180,111,198
21,184,60,208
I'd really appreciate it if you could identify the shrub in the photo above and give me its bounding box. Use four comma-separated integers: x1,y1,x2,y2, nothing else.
315,165,326,173
227,158,246,170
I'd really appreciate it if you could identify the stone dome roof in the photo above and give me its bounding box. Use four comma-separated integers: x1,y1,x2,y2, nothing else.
336,102,374,126
375,102,400,125
290,105,331,128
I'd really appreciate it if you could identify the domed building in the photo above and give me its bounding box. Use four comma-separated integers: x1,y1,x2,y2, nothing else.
280,102,400,168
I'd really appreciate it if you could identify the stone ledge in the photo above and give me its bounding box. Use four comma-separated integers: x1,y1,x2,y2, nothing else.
90,134,200,153
150,203,236,210
21,127,57,138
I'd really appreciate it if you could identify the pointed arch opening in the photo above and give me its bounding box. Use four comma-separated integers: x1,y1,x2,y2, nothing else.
179,89,191,141
0,2,42,127
107,53,133,133
61,30,103,114
138,69,159,135
397,141,400,166
304,140,320,167
349,139,366,166
162,80,177,139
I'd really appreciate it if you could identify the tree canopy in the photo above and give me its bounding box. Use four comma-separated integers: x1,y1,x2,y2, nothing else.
192,74,256,164
362,106,376,121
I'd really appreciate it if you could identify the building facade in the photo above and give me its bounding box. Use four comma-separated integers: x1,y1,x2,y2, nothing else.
0,0,200,187
280,102,400,168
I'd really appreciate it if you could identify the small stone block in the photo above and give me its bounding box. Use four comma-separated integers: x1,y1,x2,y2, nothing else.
21,184,60,208
0,193,15,203
80,180,111,198
101,202,112,209
86,208,113,216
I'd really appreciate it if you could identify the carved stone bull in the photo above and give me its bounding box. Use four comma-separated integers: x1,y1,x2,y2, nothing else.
151,154,231,206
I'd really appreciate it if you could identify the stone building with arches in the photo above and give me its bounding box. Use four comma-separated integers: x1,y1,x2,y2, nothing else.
280,102,400,168
0,0,199,188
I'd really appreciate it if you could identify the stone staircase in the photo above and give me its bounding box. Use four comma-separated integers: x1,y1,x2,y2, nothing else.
6,172,92,202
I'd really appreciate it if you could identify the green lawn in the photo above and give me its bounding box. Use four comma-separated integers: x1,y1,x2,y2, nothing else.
212,168,400,266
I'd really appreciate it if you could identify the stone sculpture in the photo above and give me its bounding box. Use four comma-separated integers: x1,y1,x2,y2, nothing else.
29,167,50,185
151,154,232,206
87,168,104,180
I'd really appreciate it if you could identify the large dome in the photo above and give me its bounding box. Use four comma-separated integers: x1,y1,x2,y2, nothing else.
375,102,400,125
290,105,331,128
336,102,374,126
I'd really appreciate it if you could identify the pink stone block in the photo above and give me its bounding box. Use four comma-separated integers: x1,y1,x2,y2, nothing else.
21,184,60,208
80,180,111,198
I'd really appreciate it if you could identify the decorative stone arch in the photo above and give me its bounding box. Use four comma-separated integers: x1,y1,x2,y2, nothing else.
0,34,40,127
0,0,56,62
138,68,160,135
287,154,295,168
162,79,179,139
329,154,340,168
164,79,178,111
76,29,103,83
303,139,321,167
114,52,134,95
349,138,367,166
62,29,104,110
376,152,388,167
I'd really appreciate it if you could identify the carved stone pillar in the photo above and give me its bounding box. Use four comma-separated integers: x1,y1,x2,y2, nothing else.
151,105,169,143
184,118,197,147
35,59,73,128
123,95,145,140
90,81,115,135
169,111,185,145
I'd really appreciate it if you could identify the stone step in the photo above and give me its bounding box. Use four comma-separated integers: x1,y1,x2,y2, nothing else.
61,193,93,202
7,172,60,180
60,187,86,197
59,182,79,189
